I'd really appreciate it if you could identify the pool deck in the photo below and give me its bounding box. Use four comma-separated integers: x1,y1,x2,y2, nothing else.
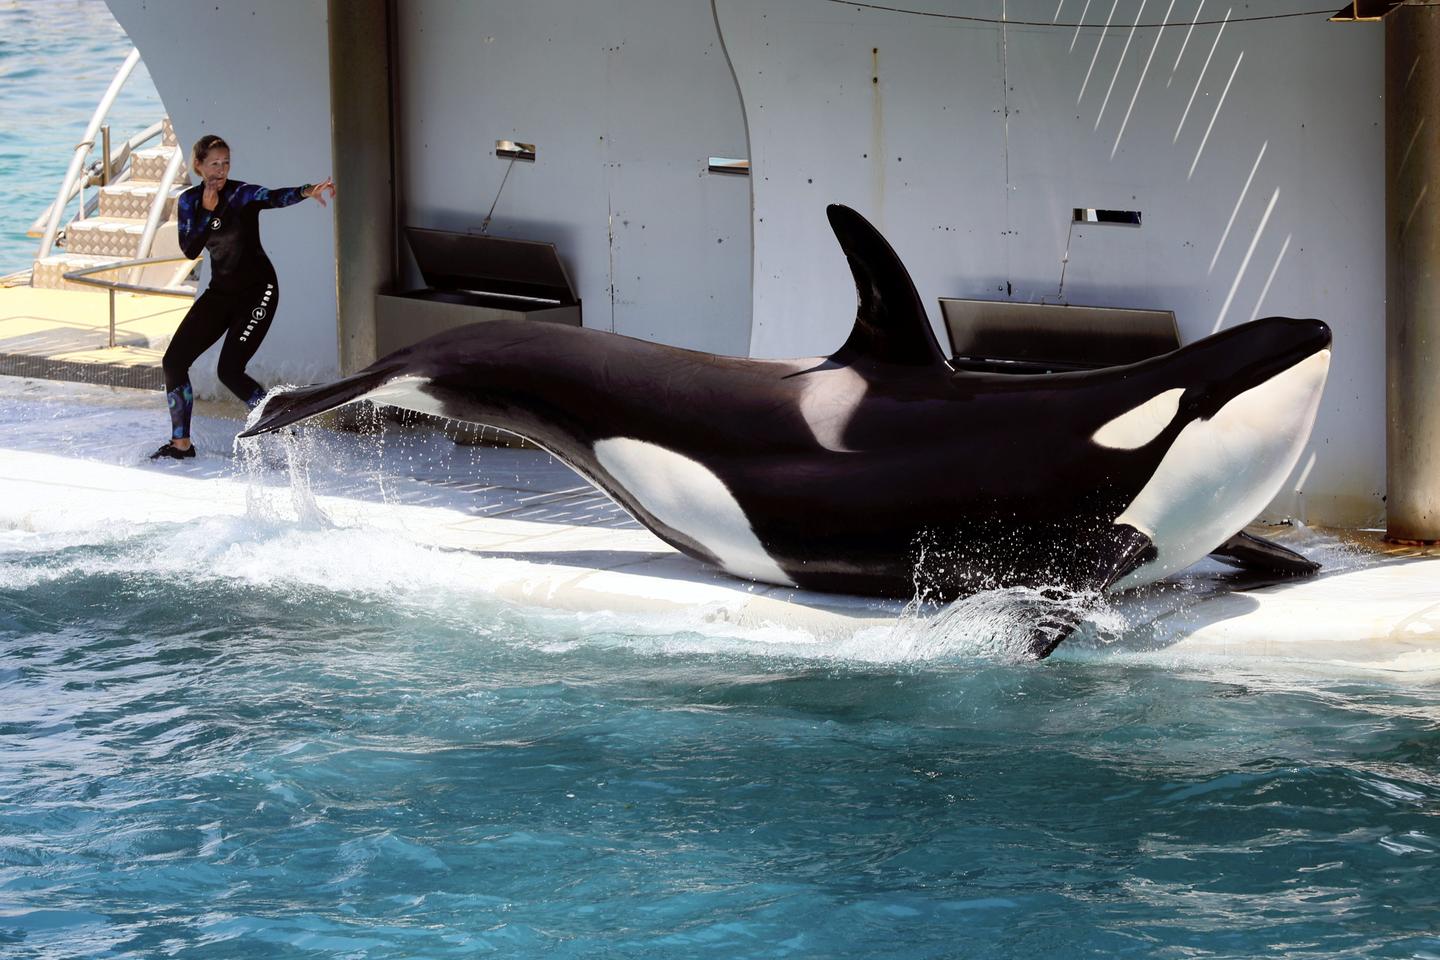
1,371,1438,673
0,282,183,388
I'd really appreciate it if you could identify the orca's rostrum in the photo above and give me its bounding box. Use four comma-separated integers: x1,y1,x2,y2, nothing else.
243,204,1331,658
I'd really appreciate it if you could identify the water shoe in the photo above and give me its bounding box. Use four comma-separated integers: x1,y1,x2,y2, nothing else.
149,442,196,461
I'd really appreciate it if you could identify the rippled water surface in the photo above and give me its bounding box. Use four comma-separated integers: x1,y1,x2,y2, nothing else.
1,6,1439,956
3,512,1439,959
0,0,164,274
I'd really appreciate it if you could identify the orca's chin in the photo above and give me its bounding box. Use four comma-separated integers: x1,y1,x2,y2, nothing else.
1109,346,1331,591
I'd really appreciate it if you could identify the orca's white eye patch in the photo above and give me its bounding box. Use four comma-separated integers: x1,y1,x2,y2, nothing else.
1091,388,1185,450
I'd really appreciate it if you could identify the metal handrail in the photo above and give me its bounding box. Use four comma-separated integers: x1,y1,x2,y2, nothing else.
64,255,199,295
131,146,187,284
27,120,166,238
63,255,200,348
38,48,144,259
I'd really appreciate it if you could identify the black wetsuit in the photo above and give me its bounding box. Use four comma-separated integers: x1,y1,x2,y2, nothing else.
162,180,308,440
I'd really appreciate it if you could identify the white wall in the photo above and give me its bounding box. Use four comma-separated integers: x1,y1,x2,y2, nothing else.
715,0,1385,525
396,0,753,356
106,0,1386,526
106,0,338,393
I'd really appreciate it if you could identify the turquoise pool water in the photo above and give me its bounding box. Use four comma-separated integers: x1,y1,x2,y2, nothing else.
1,5,1439,958
3,512,1439,958
0,0,164,275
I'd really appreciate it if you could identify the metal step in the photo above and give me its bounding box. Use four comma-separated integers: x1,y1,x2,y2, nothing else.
31,252,196,295
98,182,181,220
162,116,178,148
129,146,189,185
64,217,146,258
30,253,124,292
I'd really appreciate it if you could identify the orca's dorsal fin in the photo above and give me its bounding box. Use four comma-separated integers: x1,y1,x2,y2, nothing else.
826,204,949,369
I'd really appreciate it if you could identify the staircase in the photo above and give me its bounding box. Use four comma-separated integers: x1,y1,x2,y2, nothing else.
31,118,192,292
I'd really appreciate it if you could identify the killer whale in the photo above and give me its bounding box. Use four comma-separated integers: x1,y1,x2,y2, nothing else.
242,204,1331,657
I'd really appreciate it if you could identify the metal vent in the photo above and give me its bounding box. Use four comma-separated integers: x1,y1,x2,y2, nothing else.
1073,208,1142,227
707,157,750,176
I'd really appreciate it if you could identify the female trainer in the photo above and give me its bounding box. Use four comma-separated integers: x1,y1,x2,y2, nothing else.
151,134,334,460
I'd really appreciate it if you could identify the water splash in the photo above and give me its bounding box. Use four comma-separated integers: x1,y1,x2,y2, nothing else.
234,386,333,529
880,585,1130,663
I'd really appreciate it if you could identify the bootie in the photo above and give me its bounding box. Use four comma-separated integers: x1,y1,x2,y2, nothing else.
149,441,196,460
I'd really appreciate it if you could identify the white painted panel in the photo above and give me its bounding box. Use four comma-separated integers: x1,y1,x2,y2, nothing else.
1001,0,1384,525
716,0,1384,525
716,0,1011,360
108,0,1385,526
105,0,338,392
396,0,752,355
603,4,753,355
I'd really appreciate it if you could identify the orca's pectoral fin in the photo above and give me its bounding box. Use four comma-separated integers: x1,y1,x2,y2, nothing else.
1208,530,1320,578
1028,524,1157,660
239,366,399,438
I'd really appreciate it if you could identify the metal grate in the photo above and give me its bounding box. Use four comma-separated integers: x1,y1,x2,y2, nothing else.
0,353,163,390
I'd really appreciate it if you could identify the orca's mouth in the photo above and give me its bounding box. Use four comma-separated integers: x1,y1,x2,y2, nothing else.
1188,317,1331,421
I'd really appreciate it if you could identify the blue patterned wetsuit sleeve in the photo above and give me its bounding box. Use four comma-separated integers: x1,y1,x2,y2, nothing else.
176,188,211,259
232,183,309,210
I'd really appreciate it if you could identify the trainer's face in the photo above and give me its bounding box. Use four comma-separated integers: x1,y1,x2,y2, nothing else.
197,147,230,190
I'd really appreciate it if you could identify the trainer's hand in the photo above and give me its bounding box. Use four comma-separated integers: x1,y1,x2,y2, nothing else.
308,177,336,207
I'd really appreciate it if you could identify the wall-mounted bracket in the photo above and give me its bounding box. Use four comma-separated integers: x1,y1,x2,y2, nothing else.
496,140,537,162
1329,1,1405,22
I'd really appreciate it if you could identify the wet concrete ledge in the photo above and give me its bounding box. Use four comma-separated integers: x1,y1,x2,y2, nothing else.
0,373,1437,675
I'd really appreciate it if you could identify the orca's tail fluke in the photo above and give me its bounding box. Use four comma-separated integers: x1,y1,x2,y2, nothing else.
239,367,398,438
1028,523,1158,660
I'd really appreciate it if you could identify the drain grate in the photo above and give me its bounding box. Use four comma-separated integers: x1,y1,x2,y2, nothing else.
0,352,163,390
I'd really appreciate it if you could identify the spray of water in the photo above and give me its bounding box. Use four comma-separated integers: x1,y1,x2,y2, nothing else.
233,386,333,529
872,583,1127,663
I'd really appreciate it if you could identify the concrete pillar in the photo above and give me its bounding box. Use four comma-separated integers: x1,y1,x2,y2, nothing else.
1386,5,1440,542
327,0,395,375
